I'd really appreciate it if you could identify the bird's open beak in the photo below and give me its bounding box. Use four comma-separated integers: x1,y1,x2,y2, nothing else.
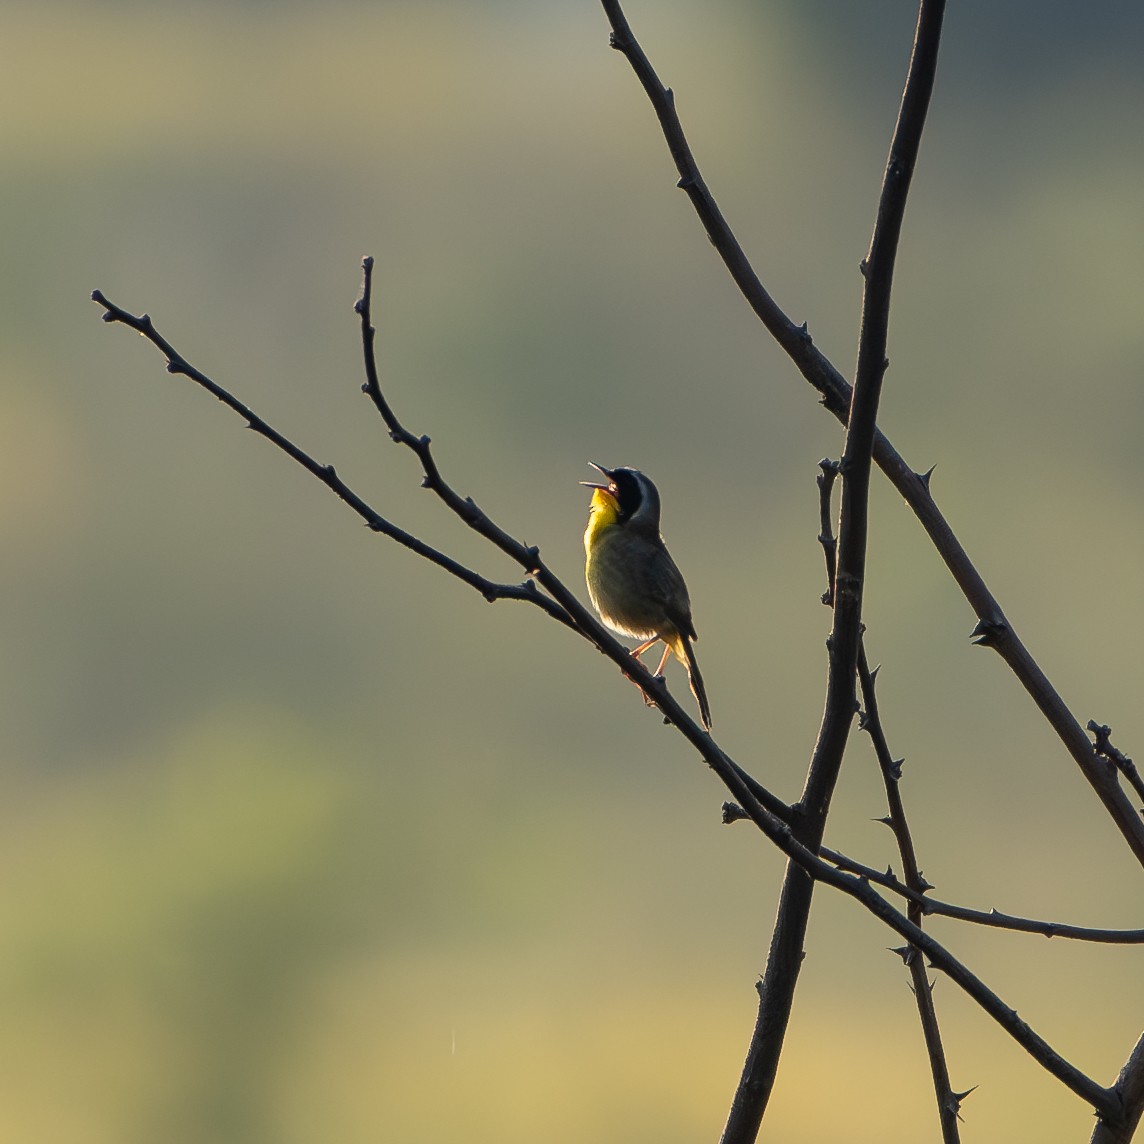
580,462,614,491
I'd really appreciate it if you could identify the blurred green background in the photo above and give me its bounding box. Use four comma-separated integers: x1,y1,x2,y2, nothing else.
3,1,1143,1140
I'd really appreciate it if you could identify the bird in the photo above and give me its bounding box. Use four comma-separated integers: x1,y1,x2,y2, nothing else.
581,463,711,729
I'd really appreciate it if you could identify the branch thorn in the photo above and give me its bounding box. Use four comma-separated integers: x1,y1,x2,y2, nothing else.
969,618,1007,647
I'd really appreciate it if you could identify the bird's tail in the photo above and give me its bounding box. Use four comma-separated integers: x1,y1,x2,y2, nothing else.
674,635,712,730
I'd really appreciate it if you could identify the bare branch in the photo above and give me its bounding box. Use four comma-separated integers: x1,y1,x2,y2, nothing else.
722,5,946,1140
859,647,961,1144
721,797,1144,943
818,848,1144,944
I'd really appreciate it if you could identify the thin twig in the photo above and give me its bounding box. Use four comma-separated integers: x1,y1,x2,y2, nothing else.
721,799,1144,942
816,458,840,607
817,846,1144,944
599,0,1144,867
1089,722,1144,809
859,647,963,1141
354,259,553,581
820,449,962,1139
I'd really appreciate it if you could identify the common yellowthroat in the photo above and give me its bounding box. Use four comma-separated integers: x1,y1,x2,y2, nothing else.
582,464,712,729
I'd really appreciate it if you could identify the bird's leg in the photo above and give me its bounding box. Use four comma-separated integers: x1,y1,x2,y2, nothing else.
626,638,670,710
629,638,658,660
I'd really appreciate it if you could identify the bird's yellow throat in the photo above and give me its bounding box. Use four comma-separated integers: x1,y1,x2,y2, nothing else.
584,486,620,549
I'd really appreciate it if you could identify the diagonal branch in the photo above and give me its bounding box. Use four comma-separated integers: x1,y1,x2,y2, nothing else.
598,0,1144,867
818,845,1144,944
723,796,1144,943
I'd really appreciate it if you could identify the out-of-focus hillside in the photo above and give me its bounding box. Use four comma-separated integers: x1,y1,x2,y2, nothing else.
1,3,1142,1141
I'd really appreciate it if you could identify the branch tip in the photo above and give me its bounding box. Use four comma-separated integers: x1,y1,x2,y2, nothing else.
721,801,749,824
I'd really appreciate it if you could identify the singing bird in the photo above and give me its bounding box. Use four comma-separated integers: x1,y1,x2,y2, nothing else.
582,464,711,729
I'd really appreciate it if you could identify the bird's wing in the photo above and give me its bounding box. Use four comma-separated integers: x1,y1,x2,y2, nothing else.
645,542,697,641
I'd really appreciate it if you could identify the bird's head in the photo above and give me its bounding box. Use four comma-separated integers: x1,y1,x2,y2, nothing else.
581,463,661,531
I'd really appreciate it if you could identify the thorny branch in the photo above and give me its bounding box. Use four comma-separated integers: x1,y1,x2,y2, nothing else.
720,4,946,1141
816,453,962,1142
91,268,1121,1123
726,801,1144,942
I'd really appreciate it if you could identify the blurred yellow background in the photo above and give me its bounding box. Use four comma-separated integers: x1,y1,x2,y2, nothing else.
2,2,1143,1141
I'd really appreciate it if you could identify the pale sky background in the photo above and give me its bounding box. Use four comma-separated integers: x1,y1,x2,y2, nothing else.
2,2,1143,1141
